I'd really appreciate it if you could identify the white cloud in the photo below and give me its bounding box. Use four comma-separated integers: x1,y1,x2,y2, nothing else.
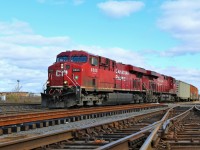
75,45,147,68
0,59,47,92
158,67,200,91
158,0,200,56
97,0,144,18
0,20,71,92
0,19,33,35
0,35,70,46
1,18,199,94
0,19,147,93
159,0,200,35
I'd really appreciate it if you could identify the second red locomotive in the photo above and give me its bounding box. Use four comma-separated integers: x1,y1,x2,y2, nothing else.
42,50,198,108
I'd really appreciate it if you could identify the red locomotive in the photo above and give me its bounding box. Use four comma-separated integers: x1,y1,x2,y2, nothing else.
41,50,198,108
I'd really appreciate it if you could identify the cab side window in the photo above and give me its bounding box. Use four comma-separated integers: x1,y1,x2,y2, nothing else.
90,57,98,66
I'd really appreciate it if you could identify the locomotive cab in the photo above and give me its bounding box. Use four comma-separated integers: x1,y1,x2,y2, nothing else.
42,51,88,108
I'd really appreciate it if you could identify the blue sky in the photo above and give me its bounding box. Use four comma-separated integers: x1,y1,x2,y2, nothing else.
0,0,199,93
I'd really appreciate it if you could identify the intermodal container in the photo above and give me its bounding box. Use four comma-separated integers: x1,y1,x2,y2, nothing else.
190,85,198,100
176,80,190,101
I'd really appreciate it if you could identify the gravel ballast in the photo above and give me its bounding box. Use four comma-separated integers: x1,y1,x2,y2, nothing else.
0,106,168,140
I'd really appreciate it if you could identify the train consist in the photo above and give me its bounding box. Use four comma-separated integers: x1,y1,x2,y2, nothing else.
41,50,199,108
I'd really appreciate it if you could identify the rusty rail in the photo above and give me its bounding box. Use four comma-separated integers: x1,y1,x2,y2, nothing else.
0,104,164,127
97,107,174,150
157,105,200,149
0,107,168,150
140,107,175,150
162,106,194,130
194,104,200,111
0,130,74,150
140,106,194,150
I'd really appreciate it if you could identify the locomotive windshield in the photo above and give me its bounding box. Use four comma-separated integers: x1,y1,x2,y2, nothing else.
71,56,87,63
56,56,69,62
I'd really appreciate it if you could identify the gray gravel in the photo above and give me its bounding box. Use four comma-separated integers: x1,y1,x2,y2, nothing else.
0,106,169,140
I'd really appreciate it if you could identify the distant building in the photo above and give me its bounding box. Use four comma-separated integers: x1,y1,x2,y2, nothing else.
28,93,41,97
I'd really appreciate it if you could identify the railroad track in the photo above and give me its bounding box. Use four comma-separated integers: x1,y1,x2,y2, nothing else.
0,103,41,115
151,105,200,150
0,103,165,134
0,105,192,150
0,103,40,106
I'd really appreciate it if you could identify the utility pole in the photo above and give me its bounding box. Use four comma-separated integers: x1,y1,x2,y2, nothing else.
14,80,22,92
17,80,20,92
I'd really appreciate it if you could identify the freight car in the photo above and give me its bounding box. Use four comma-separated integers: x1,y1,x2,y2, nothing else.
41,50,198,108
176,80,190,101
190,85,199,100
176,80,199,101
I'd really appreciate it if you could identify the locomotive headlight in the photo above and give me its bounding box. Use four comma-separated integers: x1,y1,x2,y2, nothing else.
47,81,50,84
64,81,68,84
61,63,64,69
75,75,79,80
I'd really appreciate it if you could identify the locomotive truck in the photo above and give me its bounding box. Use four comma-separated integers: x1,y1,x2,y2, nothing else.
41,50,199,108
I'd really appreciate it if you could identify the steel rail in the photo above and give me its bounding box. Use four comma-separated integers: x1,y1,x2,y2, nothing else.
95,107,173,150
95,124,156,150
78,107,168,131
0,130,74,150
140,106,175,132
162,105,194,130
0,104,164,127
194,104,200,111
160,104,200,149
140,106,194,150
0,106,168,150
0,103,40,106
